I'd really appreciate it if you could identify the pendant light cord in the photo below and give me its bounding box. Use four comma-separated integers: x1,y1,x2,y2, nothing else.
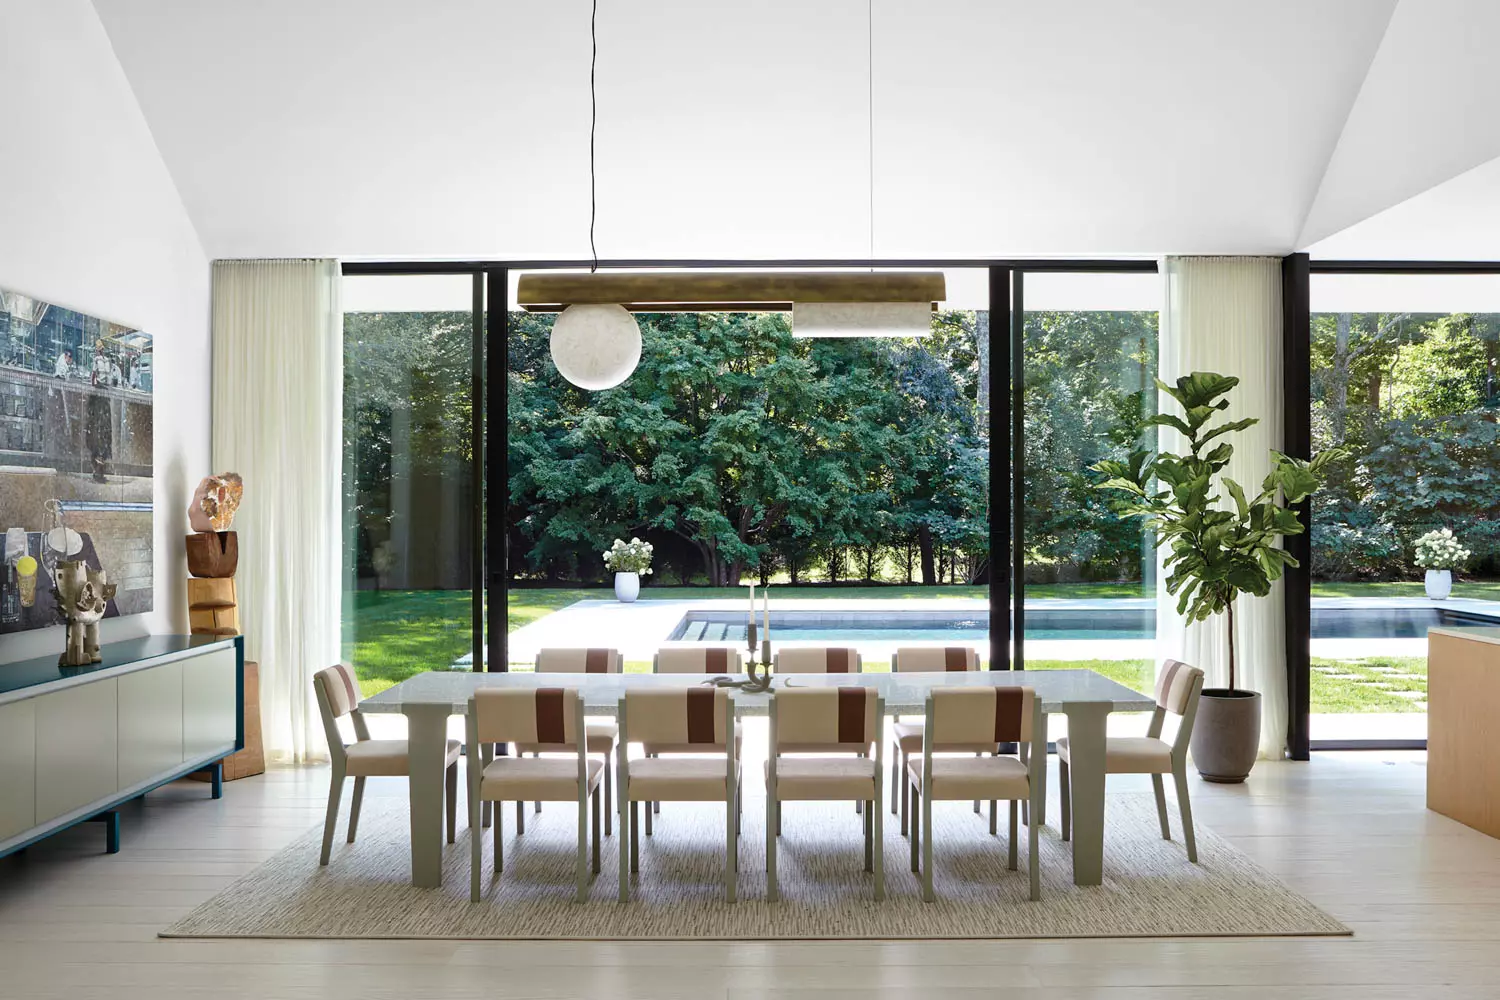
589,0,599,273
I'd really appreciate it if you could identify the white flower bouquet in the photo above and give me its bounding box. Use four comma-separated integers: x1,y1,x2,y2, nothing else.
1413,528,1470,570
603,537,653,575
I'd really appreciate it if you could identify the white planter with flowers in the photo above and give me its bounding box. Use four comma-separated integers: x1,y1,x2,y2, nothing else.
1414,528,1470,601
603,537,653,603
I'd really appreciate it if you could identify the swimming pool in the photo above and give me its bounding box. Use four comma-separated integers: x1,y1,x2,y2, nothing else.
667,606,1500,643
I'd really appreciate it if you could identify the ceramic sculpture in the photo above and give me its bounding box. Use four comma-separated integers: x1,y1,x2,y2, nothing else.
52,560,116,666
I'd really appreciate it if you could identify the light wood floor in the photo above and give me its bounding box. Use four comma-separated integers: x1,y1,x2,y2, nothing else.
2,750,1499,999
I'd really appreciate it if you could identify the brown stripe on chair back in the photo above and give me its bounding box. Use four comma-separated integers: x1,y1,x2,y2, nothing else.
686,688,719,744
313,663,360,718
827,648,857,673
534,688,568,743
1155,659,1203,716
534,648,621,674
774,647,859,674
993,687,1027,742
473,687,581,745
836,687,869,742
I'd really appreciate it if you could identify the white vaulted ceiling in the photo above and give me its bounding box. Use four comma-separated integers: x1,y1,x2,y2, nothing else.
86,0,1500,261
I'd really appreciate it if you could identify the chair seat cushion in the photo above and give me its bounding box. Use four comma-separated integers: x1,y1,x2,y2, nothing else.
1056,736,1172,774
767,756,877,801
891,720,1000,754
514,721,618,756
640,721,743,757
626,757,738,802
480,756,604,801
907,754,1030,801
345,738,461,777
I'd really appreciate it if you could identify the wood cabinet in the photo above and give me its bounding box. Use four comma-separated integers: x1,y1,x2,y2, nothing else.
1428,628,1500,839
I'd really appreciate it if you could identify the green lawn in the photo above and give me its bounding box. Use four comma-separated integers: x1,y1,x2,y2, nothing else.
351,582,1465,702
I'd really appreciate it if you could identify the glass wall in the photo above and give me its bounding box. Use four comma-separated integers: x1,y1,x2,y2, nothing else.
502,268,992,673
341,274,477,696
1021,272,1160,699
1309,273,1500,742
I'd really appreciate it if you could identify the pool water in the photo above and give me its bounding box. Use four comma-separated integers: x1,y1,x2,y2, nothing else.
668,607,1499,643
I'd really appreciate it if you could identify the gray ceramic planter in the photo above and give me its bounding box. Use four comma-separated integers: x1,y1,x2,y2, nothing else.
1190,689,1262,783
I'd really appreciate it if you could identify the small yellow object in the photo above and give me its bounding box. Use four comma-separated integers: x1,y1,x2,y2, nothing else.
15,555,37,576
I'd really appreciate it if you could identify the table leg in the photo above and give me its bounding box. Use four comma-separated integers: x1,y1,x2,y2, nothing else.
1033,710,1049,828
1060,701,1110,887
402,703,452,889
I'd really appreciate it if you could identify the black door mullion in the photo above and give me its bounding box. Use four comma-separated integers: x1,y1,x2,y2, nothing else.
989,266,1012,670
484,266,509,672
1011,271,1026,671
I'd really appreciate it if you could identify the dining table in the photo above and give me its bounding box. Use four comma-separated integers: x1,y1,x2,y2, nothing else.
359,668,1155,890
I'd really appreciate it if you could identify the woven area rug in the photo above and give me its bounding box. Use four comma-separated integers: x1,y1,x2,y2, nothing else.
163,792,1348,940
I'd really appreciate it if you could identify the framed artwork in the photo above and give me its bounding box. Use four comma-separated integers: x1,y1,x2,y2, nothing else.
0,286,153,635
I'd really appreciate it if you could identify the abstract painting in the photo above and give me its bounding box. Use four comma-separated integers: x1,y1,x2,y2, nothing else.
0,286,153,636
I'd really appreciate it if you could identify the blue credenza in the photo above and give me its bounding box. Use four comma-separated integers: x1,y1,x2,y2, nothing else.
0,635,243,858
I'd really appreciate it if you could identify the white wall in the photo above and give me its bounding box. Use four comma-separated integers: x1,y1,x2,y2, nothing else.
0,0,211,663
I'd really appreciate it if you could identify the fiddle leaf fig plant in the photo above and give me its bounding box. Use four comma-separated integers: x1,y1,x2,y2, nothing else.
1091,372,1345,693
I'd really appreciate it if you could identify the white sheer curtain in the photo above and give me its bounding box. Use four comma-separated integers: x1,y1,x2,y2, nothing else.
211,259,342,763
1156,256,1287,758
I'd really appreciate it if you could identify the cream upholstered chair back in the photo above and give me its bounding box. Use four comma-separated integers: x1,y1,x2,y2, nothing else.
774,647,861,674
535,648,622,673
771,687,882,752
473,687,584,748
928,686,1038,745
312,663,368,764
893,646,979,672
621,688,733,747
1149,659,1206,752
654,647,744,674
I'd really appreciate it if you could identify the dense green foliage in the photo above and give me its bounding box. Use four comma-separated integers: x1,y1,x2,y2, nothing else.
1311,312,1500,579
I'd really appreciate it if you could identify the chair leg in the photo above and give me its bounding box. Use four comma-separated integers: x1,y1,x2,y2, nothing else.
469,789,482,903
592,787,602,876
575,791,588,903
493,797,504,873
516,799,525,835
890,744,899,815
872,793,885,901
1028,788,1041,902
736,776,743,836
1152,773,1172,840
974,752,982,815
909,784,920,874
645,787,653,837
900,750,910,836
989,797,998,836
766,795,778,901
482,801,491,829
1059,758,1072,842
629,802,640,874
446,762,458,845
1018,745,1030,825
320,766,345,865
864,796,874,873
726,794,737,903
1174,766,1198,863
604,747,614,837
618,786,630,903
921,785,935,903
535,753,543,815
346,775,365,844
1007,800,1019,871
856,752,864,815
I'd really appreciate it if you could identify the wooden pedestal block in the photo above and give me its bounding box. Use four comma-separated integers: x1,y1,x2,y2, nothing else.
190,660,265,783
188,577,240,636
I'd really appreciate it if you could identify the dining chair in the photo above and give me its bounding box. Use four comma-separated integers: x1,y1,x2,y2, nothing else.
617,688,740,902
312,662,462,866
887,647,994,832
512,648,622,836
1058,658,1205,863
771,646,868,817
465,687,604,902
907,686,1043,902
766,686,885,901
642,647,744,832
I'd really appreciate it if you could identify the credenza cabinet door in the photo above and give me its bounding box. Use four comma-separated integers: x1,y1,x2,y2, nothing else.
0,700,37,843
34,680,118,825
183,647,238,761
118,661,184,790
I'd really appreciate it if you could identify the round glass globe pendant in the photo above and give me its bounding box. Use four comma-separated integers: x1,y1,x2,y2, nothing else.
549,303,642,390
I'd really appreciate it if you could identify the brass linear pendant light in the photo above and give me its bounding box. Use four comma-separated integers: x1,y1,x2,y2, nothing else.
541,1,942,390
